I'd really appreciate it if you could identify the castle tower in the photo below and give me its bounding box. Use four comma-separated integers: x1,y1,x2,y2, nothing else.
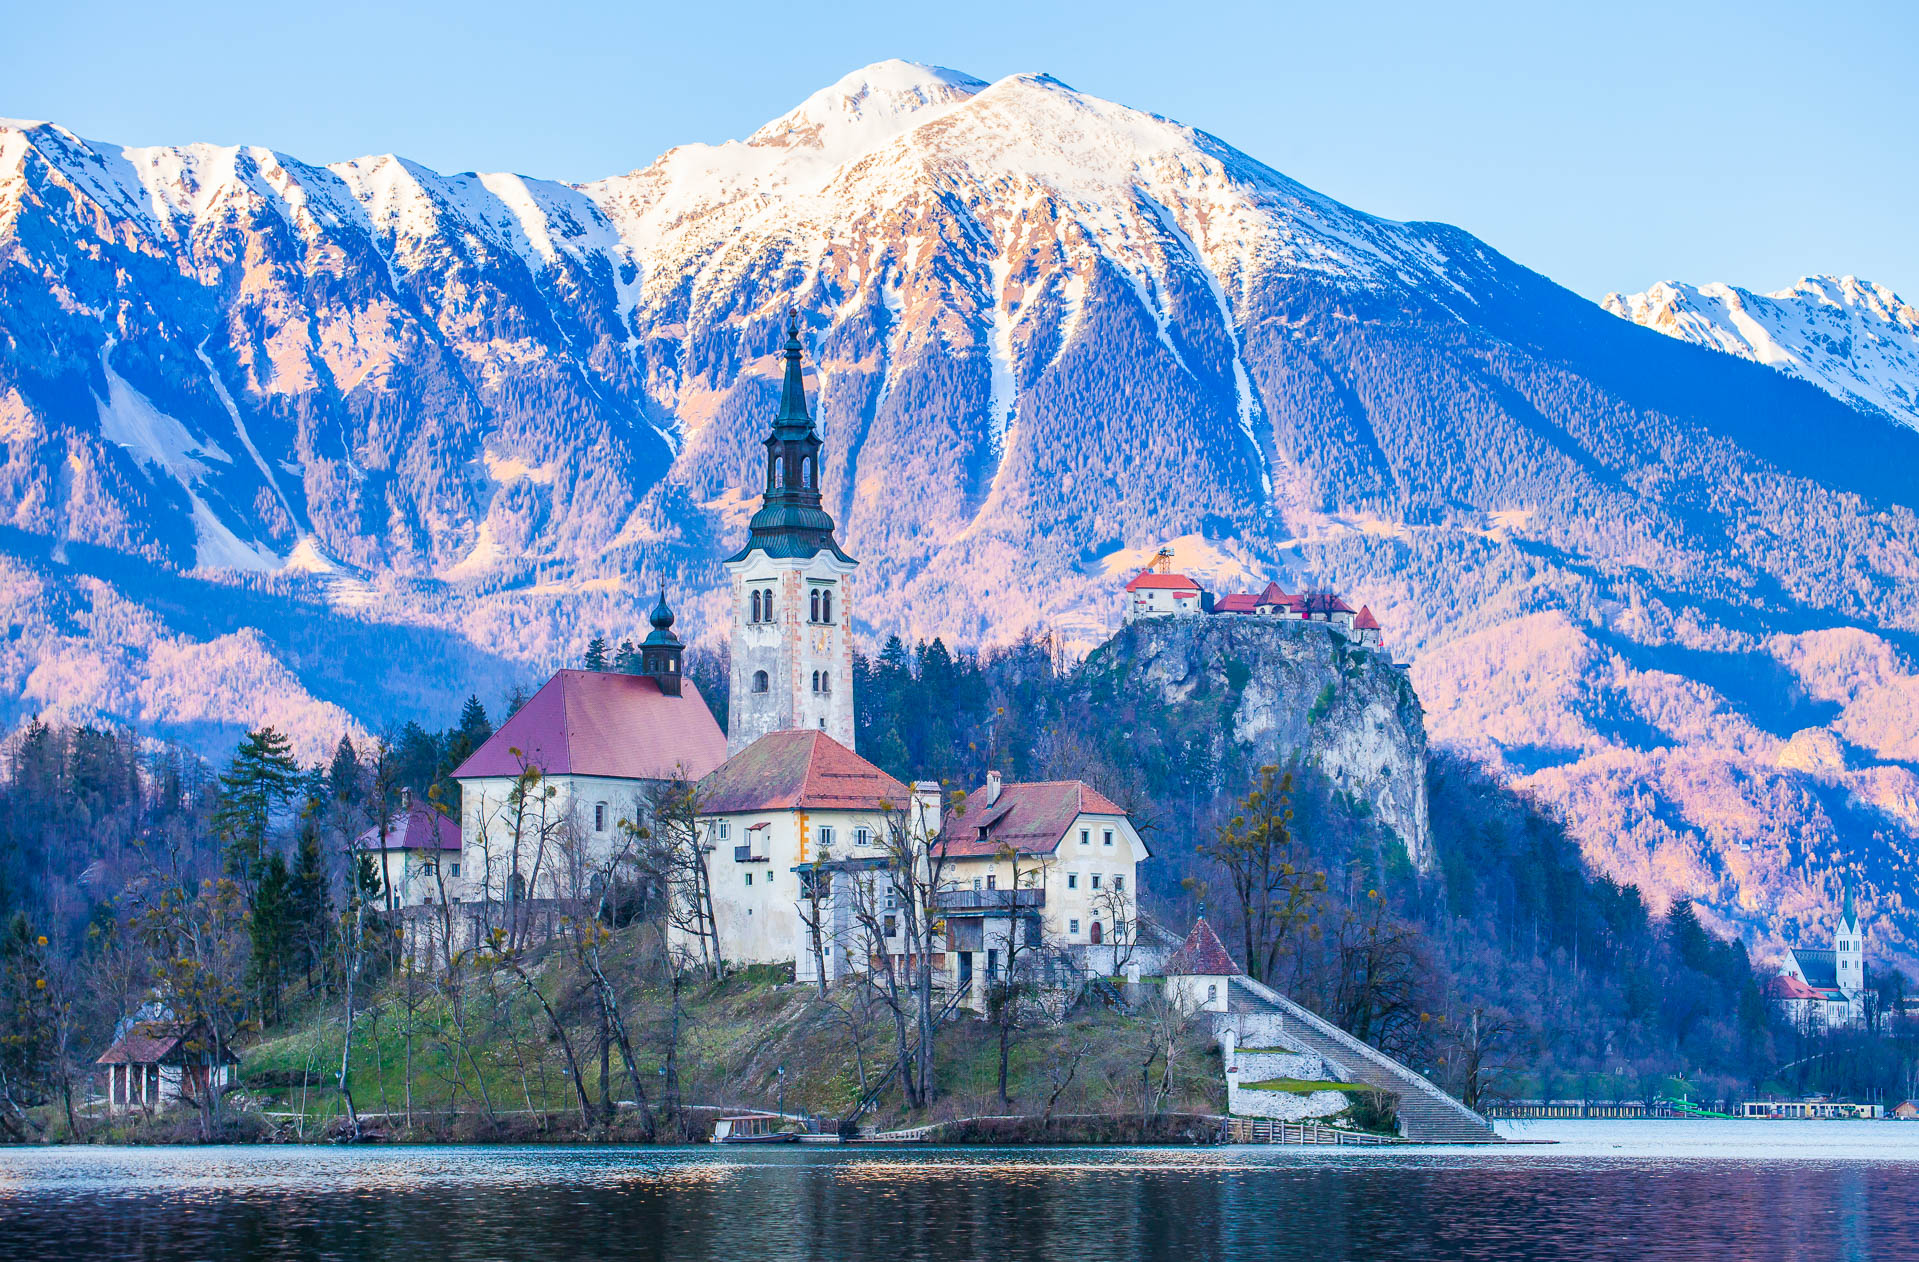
724,310,857,755
639,589,684,697
1836,880,1865,996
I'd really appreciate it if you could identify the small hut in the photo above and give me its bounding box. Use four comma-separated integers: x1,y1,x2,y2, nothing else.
1163,917,1240,1014
96,1016,238,1115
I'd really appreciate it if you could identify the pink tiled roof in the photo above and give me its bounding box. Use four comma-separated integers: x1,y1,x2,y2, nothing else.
1165,918,1240,977
1768,973,1824,1001
96,1020,237,1066
1214,593,1260,613
1255,581,1296,607
1354,605,1381,631
452,670,727,783
353,801,460,852
1125,570,1200,592
698,730,907,815
938,780,1136,859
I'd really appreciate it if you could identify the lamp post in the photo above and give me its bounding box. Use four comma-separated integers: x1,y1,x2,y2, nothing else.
778,1064,786,1122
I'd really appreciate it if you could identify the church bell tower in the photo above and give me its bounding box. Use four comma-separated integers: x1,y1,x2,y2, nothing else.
724,310,858,755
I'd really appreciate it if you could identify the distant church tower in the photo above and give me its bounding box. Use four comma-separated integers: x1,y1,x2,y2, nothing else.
1836,881,1865,996
724,310,858,755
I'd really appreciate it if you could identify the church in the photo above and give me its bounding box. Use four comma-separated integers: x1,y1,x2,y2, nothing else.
449,312,1144,997
1771,884,1869,1028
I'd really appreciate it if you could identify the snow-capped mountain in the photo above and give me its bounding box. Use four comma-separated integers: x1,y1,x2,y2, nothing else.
1603,276,1919,430
4,62,1919,960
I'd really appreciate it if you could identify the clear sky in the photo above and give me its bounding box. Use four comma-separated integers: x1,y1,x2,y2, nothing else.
6,0,1913,299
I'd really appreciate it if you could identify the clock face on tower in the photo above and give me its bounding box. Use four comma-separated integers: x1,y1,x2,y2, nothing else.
724,311,858,755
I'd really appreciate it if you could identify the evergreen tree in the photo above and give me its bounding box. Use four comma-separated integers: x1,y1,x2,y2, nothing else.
503,684,529,719
457,696,492,747
584,635,609,671
327,735,361,806
290,811,332,992
613,639,642,673
212,727,300,890
250,851,295,1023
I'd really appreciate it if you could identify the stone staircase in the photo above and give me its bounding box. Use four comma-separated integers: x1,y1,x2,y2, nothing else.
1226,975,1500,1143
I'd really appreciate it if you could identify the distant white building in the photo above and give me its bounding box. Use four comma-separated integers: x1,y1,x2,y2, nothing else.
1773,884,1868,1028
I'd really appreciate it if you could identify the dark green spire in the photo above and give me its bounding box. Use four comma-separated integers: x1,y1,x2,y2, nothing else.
1842,879,1857,927
723,307,856,565
639,587,684,696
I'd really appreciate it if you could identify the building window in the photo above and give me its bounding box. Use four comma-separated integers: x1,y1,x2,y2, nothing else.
745,872,753,886
718,821,731,840
973,877,982,891
817,825,835,848
1114,875,1124,891
886,887,898,910
750,589,762,622
854,826,871,847
802,455,814,488
1091,873,1102,889
594,803,607,832
1080,829,1090,846
985,874,997,891
884,915,898,937
1103,830,1114,847
1207,984,1218,1004
1067,873,1078,889
1069,919,1080,936
810,589,821,622
752,670,769,693
450,862,460,878
821,589,833,623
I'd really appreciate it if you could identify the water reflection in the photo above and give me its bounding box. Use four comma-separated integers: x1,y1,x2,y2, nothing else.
4,1122,1916,1261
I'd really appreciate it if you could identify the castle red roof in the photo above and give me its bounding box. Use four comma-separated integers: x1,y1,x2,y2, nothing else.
698,730,906,815
1255,581,1297,607
1213,593,1260,613
452,670,727,783
1125,570,1201,593
353,800,460,852
939,780,1137,858
1354,605,1381,631
1165,918,1240,977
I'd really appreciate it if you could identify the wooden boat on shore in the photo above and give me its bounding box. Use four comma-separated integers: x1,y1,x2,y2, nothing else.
712,1113,800,1144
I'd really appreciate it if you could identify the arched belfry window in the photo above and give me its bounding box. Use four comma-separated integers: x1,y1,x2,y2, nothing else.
821,589,833,624
801,455,815,488
750,590,762,623
752,670,769,694
810,589,821,623
769,452,783,489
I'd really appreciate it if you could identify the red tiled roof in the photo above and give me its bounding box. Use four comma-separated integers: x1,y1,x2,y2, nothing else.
938,780,1134,859
353,801,460,853
1125,570,1201,593
452,670,727,783
698,730,907,815
1768,973,1824,1001
1214,593,1260,613
1255,581,1296,606
1354,605,1381,631
1165,918,1240,977
96,1020,237,1066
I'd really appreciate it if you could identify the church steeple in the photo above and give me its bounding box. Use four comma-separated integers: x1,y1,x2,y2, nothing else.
724,309,854,564
639,588,684,696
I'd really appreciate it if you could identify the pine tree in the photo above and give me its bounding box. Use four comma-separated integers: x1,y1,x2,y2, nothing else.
291,797,333,991
212,727,300,891
457,696,492,747
613,639,642,673
327,735,361,806
584,635,609,671
250,851,295,1024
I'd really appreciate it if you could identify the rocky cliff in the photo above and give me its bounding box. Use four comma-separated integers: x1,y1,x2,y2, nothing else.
1089,617,1431,873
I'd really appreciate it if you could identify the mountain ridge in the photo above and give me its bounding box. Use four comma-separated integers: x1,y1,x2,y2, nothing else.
3,62,1918,968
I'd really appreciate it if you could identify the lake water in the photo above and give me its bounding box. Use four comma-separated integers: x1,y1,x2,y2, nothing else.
2,1120,1913,1260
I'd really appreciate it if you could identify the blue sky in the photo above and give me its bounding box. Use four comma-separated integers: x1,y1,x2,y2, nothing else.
7,0,1913,299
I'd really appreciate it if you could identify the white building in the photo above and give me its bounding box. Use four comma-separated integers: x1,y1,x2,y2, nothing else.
691,729,935,977
1163,917,1238,1014
936,773,1149,1005
351,795,462,910
1774,884,1868,1028
1122,568,1204,623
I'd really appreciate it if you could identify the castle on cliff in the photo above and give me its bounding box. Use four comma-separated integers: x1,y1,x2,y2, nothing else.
1122,549,1384,648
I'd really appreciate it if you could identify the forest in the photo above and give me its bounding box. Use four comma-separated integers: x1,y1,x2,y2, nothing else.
2,633,1915,1141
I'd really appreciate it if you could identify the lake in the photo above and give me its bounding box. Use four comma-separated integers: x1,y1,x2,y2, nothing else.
1,1120,1912,1260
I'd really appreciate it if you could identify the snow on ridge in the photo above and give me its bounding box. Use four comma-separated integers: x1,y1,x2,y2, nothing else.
1603,275,1919,430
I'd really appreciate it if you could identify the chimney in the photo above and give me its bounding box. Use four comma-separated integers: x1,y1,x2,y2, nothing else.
401,786,413,810
912,780,943,838
985,770,1002,806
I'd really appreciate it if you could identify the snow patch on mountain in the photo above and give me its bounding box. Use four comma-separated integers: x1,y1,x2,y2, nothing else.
1603,276,1919,430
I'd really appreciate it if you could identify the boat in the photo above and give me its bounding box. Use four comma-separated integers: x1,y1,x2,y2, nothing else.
712,1113,801,1144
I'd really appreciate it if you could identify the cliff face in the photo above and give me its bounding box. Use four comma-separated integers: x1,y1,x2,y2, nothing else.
1092,617,1432,872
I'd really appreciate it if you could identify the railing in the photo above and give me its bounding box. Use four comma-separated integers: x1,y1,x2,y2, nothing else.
1226,1117,1399,1145
734,845,766,864
936,889,1044,913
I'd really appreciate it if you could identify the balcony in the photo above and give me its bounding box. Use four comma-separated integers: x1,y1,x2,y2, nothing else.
734,845,767,864
936,888,1044,915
